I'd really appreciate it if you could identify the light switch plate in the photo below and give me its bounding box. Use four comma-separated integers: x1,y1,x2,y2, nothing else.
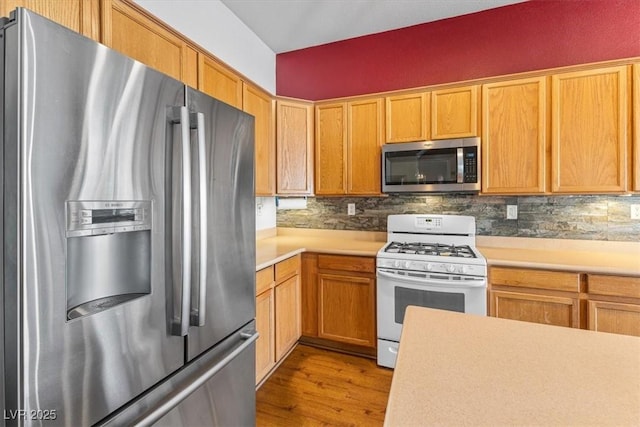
506,205,518,220
631,204,640,220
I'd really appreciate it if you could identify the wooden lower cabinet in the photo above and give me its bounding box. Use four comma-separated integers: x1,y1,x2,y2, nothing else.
587,274,640,337
491,290,580,328
490,267,640,337
255,255,301,385
489,266,582,328
588,301,640,336
274,274,301,360
255,288,275,382
318,273,376,347
300,253,376,356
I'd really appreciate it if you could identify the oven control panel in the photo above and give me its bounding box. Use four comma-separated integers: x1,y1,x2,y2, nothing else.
377,257,487,277
415,216,442,229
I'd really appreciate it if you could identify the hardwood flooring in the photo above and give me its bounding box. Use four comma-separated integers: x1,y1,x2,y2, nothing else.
256,345,393,426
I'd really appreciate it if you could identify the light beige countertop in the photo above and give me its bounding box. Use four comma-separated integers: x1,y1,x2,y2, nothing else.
477,236,640,276
256,228,386,271
385,306,640,426
256,228,640,276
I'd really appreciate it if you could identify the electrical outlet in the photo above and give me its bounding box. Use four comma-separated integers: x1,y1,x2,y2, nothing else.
347,203,356,216
256,202,263,216
506,205,518,220
631,204,640,220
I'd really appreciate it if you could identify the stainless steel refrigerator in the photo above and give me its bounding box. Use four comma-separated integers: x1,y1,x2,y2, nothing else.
1,8,257,426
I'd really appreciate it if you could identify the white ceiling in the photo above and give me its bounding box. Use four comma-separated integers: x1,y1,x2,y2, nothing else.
220,0,528,54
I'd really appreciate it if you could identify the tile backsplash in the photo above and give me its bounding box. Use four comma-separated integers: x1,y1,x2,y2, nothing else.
276,194,640,242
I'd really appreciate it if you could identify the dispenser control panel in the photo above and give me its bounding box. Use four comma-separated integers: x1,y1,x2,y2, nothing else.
67,200,151,237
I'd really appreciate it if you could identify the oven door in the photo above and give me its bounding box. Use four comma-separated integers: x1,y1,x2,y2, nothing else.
376,268,487,342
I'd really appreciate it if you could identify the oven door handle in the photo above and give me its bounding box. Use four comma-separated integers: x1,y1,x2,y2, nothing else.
377,269,486,288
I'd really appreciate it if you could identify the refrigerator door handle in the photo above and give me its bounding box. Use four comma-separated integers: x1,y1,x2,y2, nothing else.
132,330,259,427
190,112,207,327
171,106,192,337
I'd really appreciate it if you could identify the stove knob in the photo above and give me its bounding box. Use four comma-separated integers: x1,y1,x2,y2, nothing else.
459,266,468,274
403,261,411,269
424,263,433,271
393,260,401,268
446,264,456,273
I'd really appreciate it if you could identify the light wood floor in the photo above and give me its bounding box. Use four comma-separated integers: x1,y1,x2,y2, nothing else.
256,344,394,426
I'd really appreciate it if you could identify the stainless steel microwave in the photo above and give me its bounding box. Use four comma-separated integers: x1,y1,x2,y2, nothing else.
382,137,480,193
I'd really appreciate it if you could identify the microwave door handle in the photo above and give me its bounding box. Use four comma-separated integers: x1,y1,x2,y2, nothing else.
377,269,486,288
457,147,464,183
169,106,192,337
190,112,207,327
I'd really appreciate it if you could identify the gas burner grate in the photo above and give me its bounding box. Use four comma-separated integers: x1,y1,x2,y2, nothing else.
384,241,476,258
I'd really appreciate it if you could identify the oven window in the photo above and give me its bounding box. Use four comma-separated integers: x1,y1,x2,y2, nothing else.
394,287,465,324
385,148,458,185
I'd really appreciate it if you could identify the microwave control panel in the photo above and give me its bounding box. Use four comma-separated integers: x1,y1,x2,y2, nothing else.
462,147,478,183
66,200,151,237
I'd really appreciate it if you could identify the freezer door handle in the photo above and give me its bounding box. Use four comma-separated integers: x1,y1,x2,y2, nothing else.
170,106,192,337
190,112,207,327
132,330,259,427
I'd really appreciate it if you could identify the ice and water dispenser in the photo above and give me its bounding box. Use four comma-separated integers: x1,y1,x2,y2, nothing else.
66,201,152,320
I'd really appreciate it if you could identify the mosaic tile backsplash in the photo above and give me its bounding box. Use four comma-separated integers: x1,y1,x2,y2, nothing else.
276,195,640,242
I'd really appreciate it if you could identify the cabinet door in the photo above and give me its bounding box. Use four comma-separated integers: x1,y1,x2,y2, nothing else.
491,290,580,328
633,64,640,192
301,253,319,338
315,103,347,195
255,288,275,384
276,100,314,195
101,0,197,86
348,98,384,195
2,0,99,39
317,273,376,348
482,77,548,194
431,85,479,139
274,275,300,360
551,66,629,193
588,301,640,337
385,92,429,143
199,54,243,109
243,83,275,196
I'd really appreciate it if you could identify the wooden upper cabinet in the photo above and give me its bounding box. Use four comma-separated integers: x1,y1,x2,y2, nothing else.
385,92,429,143
482,77,548,194
315,99,384,196
276,99,314,195
101,0,197,86
633,64,640,192
243,83,275,196
315,103,347,195
200,54,243,109
1,0,100,40
348,98,384,195
551,66,629,193
431,85,479,139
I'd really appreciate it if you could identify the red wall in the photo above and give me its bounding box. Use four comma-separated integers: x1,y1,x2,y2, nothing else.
276,0,640,100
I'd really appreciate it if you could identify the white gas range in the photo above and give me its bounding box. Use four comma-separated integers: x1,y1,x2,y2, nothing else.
376,214,487,368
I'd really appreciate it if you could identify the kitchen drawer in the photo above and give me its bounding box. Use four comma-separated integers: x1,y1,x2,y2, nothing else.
490,267,581,293
256,266,275,296
275,254,301,283
587,274,640,299
317,254,375,274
